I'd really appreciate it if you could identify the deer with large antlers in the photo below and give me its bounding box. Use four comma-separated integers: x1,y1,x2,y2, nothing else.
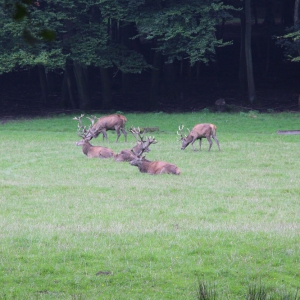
177,123,220,151
130,156,181,175
74,114,115,158
114,127,158,162
73,114,127,142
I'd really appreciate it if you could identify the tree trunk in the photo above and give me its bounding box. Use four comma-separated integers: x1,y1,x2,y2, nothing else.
121,21,132,95
148,51,162,111
196,61,200,80
122,72,131,94
294,0,300,110
281,0,294,26
100,67,112,109
253,0,258,27
73,61,91,110
164,61,177,102
61,60,77,109
245,0,256,104
38,65,48,103
294,0,300,25
239,5,247,92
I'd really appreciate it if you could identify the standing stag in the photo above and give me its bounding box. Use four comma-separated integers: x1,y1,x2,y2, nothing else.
177,123,220,151
73,114,127,142
130,156,181,175
114,127,157,162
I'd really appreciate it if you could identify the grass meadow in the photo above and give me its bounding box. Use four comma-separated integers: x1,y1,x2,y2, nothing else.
0,111,300,299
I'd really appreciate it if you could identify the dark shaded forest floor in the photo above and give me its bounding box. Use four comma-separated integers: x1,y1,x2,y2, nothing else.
1,22,300,121
1,43,300,122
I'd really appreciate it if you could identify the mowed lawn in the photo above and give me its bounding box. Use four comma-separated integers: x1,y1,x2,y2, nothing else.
0,111,299,299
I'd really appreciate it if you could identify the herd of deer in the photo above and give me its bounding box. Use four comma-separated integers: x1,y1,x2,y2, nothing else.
73,113,221,175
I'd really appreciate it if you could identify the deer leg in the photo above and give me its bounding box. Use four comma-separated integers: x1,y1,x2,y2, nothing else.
207,136,213,151
121,128,127,142
159,167,166,174
191,138,197,151
199,138,202,151
102,130,108,141
212,135,221,151
115,129,121,142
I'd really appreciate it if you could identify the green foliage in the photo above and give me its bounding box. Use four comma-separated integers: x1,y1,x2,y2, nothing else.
277,28,300,62
131,0,235,65
1,0,235,75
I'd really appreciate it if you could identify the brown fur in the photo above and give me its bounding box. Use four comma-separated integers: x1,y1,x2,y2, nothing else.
130,157,181,175
87,114,127,142
114,149,136,162
180,123,220,151
115,136,155,162
76,140,115,158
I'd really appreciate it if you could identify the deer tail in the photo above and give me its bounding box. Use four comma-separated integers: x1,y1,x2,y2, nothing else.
211,124,217,136
120,115,127,123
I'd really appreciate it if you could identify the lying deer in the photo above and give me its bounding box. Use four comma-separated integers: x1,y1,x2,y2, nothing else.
73,114,127,142
114,127,157,162
130,156,181,175
177,124,220,151
75,139,115,158
74,115,115,158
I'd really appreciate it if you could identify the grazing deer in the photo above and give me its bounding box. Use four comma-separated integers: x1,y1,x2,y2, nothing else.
73,114,127,142
75,139,115,158
114,127,157,162
74,114,115,158
130,156,181,175
177,124,220,151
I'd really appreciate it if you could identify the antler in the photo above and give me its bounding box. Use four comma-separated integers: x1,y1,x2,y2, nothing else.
135,136,158,157
146,136,158,146
73,114,88,138
130,126,146,142
177,125,186,139
86,115,98,127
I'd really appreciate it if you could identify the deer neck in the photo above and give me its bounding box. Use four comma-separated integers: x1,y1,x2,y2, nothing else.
132,144,142,155
186,134,194,142
82,142,92,155
137,160,151,173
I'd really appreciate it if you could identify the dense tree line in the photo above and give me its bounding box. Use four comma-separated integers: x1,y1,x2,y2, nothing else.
1,0,299,111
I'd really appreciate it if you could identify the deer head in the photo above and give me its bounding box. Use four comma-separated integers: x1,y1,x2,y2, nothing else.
73,114,98,141
177,125,191,150
130,127,157,156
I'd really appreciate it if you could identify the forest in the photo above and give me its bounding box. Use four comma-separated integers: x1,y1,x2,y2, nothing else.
1,0,300,115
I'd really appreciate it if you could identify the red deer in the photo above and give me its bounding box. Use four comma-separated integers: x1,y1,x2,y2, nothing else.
75,139,115,158
114,127,157,162
73,114,127,142
74,114,115,158
130,156,181,175
177,124,220,151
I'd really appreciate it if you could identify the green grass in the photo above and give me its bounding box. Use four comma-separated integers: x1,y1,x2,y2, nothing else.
0,111,300,299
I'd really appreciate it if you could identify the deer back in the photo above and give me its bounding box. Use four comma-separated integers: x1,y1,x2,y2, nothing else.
115,149,136,162
93,114,127,131
130,158,180,175
87,145,115,158
190,123,214,138
149,161,181,175
76,140,114,158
